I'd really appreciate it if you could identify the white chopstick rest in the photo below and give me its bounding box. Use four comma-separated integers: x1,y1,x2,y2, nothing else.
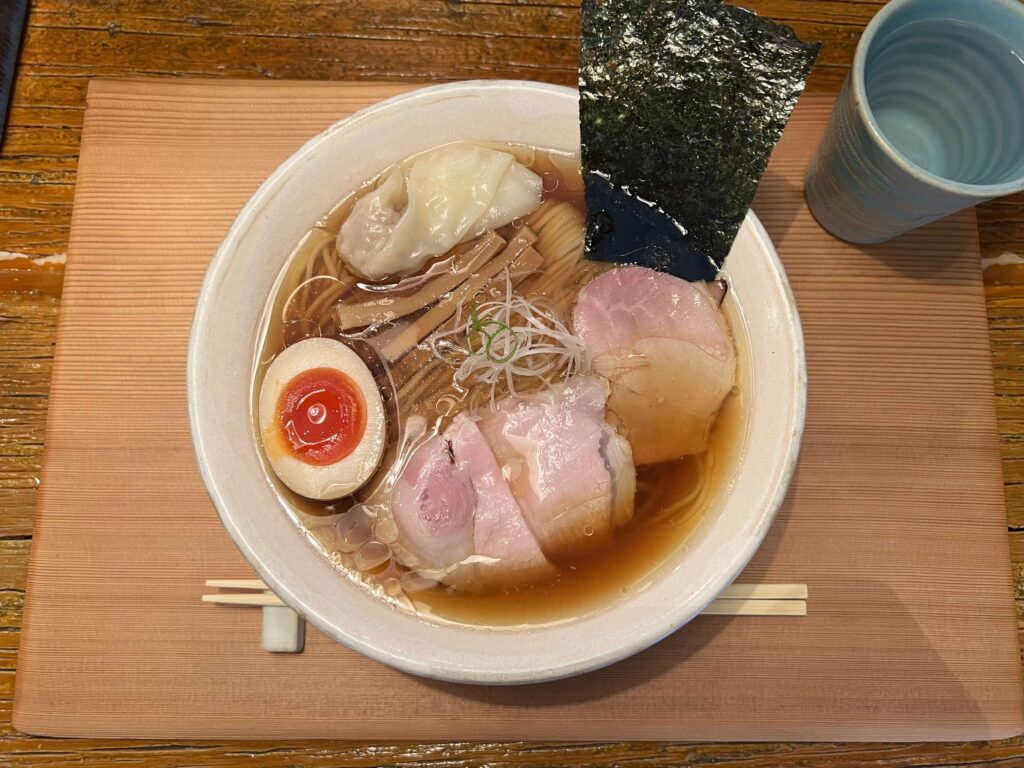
261,604,305,653
203,580,304,653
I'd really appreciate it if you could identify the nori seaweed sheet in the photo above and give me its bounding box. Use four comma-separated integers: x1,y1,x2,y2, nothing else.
580,0,819,280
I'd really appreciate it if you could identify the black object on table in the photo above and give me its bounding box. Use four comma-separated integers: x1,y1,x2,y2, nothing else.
0,0,28,148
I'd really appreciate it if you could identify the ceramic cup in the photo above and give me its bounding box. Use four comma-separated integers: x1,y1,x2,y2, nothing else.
805,0,1024,244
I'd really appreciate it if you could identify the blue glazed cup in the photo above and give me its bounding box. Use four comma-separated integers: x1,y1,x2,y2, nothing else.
805,0,1024,244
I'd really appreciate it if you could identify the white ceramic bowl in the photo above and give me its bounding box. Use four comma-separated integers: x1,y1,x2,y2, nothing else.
188,80,805,684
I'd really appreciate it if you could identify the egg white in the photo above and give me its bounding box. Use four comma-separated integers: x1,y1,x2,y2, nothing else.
258,338,386,500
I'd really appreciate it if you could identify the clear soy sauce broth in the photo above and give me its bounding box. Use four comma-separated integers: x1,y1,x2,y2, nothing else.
255,143,750,628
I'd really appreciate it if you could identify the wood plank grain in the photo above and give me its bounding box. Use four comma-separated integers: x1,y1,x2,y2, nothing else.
0,289,57,539
7,713,1024,768
0,0,1023,765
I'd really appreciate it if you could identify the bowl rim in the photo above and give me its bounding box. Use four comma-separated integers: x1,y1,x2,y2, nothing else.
188,79,806,684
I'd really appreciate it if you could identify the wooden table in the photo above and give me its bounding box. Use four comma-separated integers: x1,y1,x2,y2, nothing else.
1,1,1021,765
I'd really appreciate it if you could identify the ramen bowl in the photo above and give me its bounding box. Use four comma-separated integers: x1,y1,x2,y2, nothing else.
188,80,806,684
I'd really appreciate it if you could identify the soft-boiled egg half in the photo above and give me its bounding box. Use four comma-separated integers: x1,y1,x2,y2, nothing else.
258,338,386,500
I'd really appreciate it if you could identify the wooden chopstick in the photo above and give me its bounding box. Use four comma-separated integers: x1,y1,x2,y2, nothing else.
717,583,807,600
202,592,285,607
204,579,268,590
702,598,807,617
203,581,808,616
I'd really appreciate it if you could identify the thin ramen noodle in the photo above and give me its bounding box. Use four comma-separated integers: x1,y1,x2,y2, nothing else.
254,142,749,628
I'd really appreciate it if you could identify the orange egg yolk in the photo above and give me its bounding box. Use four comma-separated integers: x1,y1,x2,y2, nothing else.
277,367,366,466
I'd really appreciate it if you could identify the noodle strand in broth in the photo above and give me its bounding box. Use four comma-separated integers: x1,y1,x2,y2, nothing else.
254,142,748,627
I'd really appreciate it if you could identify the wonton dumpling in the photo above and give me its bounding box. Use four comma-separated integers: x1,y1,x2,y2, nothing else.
335,169,406,273
338,143,543,280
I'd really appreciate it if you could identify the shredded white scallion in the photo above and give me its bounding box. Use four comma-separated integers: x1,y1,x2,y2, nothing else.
427,269,588,409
